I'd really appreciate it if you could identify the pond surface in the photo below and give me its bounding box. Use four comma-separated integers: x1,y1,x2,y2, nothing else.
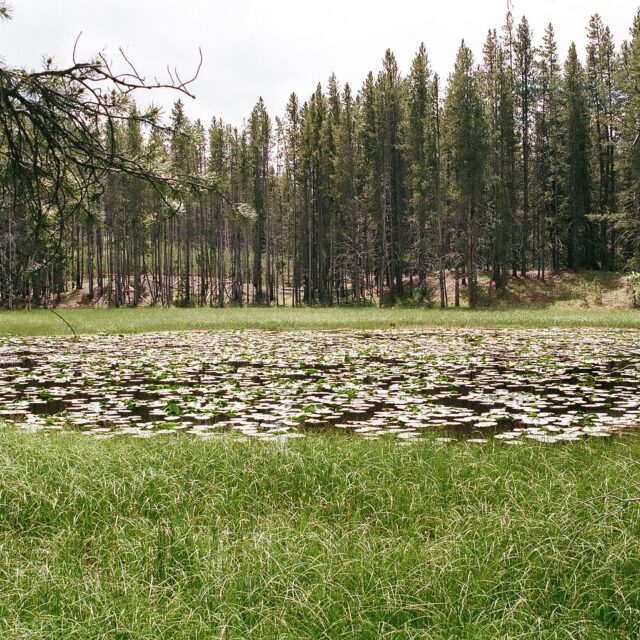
0,328,639,443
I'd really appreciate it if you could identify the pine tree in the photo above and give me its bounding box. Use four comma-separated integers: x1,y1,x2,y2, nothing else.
482,29,516,289
586,14,619,269
407,43,433,299
535,24,562,276
123,104,146,305
515,16,536,276
444,41,487,307
249,98,271,303
335,83,363,302
169,99,196,305
617,10,640,268
284,93,302,304
376,50,406,302
360,71,384,304
561,44,591,269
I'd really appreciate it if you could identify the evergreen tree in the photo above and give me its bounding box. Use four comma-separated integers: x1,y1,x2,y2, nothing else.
360,71,383,304
444,41,487,308
617,11,640,267
561,44,592,269
249,98,271,303
335,83,363,302
482,29,516,289
407,43,433,298
586,14,619,269
535,24,562,276
376,49,406,301
169,99,197,305
515,16,536,276
284,93,302,304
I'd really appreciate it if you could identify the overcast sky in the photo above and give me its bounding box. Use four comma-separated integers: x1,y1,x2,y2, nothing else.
3,1,639,127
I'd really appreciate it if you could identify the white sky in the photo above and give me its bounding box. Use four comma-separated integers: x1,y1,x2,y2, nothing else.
2,0,639,127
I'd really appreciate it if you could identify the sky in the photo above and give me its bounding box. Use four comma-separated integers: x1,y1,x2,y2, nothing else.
2,0,639,127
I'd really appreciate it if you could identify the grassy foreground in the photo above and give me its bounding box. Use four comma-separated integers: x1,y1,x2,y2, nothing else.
0,429,639,638
0,305,638,335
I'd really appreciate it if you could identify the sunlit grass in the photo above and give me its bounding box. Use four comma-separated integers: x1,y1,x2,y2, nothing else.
0,427,639,638
0,305,638,336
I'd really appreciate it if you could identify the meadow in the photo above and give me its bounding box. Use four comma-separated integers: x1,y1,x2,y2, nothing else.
0,429,638,639
0,305,639,336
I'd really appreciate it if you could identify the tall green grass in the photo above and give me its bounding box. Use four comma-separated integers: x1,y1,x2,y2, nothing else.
0,306,638,336
0,428,638,638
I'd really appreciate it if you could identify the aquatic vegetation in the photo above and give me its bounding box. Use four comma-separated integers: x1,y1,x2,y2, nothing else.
0,328,638,442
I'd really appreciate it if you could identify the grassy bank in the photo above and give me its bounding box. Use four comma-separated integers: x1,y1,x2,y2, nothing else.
0,305,638,336
0,428,639,638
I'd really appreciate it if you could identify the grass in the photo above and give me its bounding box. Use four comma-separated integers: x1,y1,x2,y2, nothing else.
0,427,639,638
0,305,638,336
482,270,631,309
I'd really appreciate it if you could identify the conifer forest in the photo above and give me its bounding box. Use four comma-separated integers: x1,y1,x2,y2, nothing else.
3,10,640,309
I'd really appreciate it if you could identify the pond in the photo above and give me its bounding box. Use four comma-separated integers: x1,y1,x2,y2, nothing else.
0,328,639,443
